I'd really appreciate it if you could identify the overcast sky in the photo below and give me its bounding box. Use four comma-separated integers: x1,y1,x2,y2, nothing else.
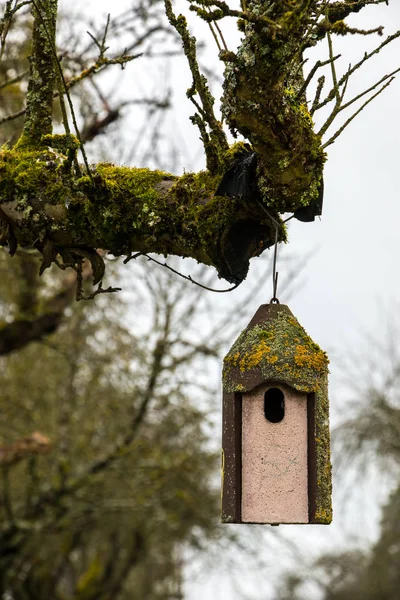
66,1,400,597
77,0,400,352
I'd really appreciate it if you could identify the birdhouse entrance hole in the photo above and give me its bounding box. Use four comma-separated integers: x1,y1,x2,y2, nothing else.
264,388,284,423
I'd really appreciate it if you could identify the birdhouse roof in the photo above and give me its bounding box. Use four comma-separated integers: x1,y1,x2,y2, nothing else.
223,304,329,394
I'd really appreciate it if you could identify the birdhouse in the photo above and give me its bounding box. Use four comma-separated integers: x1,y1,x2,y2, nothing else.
222,303,332,525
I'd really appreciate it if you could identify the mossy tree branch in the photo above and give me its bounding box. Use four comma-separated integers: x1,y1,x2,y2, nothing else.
0,0,398,293
220,1,326,214
164,0,229,174
0,145,282,285
17,0,58,148
0,257,94,356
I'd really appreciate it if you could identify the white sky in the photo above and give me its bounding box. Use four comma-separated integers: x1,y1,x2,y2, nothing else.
63,1,400,598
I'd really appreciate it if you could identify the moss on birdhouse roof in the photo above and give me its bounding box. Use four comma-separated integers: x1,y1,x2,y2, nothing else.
223,304,328,394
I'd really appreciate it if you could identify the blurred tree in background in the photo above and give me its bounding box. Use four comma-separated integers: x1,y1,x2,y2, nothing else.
275,329,400,600
0,247,232,598
0,0,174,157
0,2,222,597
0,249,227,598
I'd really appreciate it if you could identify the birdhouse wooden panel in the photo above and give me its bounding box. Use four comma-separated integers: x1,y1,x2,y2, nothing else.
222,304,332,525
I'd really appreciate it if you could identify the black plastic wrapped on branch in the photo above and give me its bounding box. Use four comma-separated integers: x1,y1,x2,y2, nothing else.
216,147,258,201
293,179,324,222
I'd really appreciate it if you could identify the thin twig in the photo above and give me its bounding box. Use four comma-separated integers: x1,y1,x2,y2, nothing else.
310,75,325,116
339,63,351,102
207,20,222,52
0,53,140,128
0,108,26,126
189,0,280,29
131,253,240,293
0,69,29,90
86,13,110,56
318,66,400,138
322,77,396,148
339,67,400,112
315,30,400,113
163,0,228,173
32,0,92,180
296,54,340,100
327,30,341,104
0,1,31,60
213,18,228,51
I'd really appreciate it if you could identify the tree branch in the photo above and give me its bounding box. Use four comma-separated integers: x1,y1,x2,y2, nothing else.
17,0,58,148
0,145,283,285
220,2,326,213
322,75,397,149
164,0,228,174
0,433,51,466
0,260,93,355
1,0,398,292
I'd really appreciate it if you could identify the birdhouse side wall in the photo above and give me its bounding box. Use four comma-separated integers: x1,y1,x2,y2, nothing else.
221,391,242,523
312,382,332,524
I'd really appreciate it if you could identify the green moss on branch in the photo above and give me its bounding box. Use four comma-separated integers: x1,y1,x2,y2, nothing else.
221,1,326,213
17,0,59,149
0,146,283,284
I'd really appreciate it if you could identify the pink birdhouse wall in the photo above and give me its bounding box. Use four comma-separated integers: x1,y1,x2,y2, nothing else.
242,383,309,524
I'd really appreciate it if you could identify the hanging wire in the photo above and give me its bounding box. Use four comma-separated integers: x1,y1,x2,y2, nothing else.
124,252,241,293
125,198,286,297
256,200,282,304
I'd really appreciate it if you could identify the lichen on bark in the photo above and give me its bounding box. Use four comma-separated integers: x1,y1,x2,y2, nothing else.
0,0,398,290
0,145,282,283
220,0,325,213
16,0,59,149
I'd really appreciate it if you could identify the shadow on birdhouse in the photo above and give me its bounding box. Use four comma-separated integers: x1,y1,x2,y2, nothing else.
222,304,332,525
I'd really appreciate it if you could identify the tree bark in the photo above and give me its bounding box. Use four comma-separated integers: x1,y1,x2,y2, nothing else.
220,1,325,212
0,0,391,288
17,0,58,148
0,148,282,284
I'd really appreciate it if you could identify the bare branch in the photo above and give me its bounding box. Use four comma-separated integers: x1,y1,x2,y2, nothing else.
310,75,325,116
0,108,26,126
327,31,341,104
0,53,142,129
314,27,400,141
0,260,93,355
296,54,341,100
188,0,281,29
163,0,228,174
0,70,28,91
322,76,396,149
0,433,51,466
0,1,32,60
315,30,400,113
339,67,400,112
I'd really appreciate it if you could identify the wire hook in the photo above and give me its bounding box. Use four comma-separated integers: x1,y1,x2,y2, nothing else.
257,200,281,304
